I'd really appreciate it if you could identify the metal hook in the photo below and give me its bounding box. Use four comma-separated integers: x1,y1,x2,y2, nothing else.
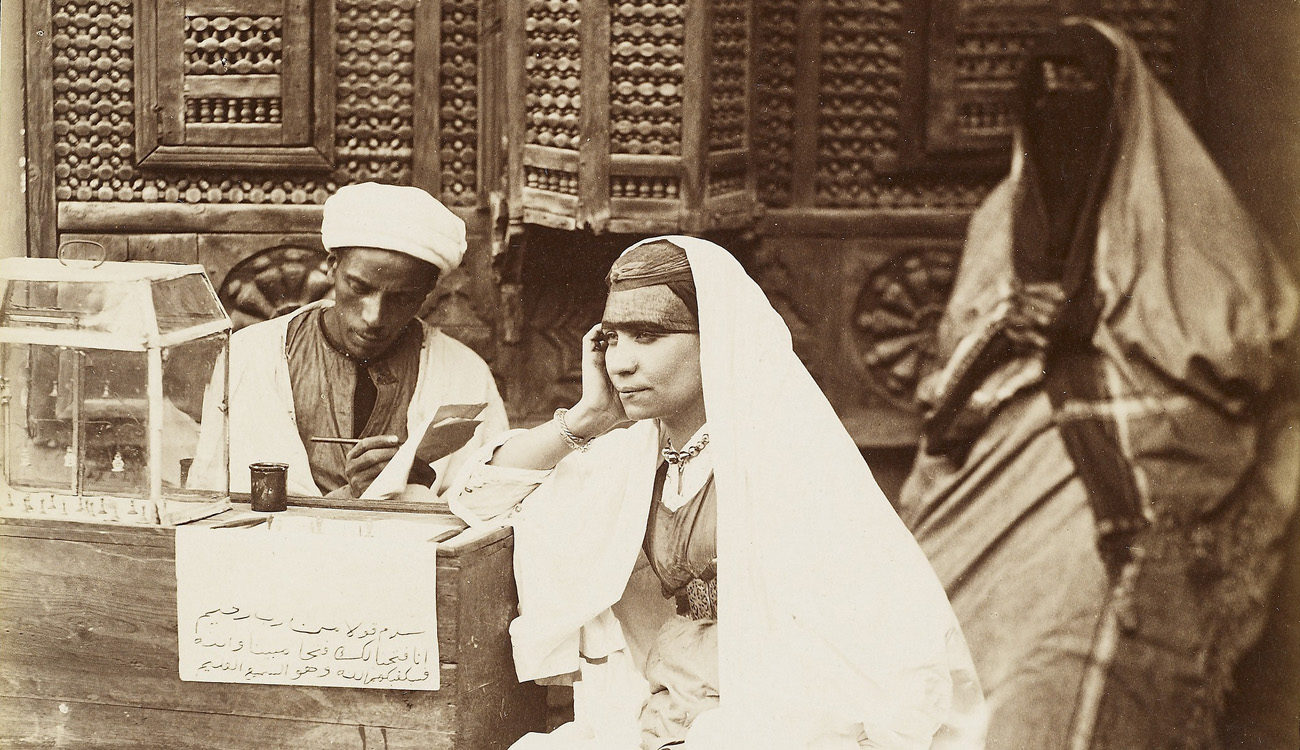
57,240,107,269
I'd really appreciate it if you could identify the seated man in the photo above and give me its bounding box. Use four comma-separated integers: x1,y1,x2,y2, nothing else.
191,182,508,500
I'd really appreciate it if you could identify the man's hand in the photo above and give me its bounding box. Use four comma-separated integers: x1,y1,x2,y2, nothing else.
344,434,402,498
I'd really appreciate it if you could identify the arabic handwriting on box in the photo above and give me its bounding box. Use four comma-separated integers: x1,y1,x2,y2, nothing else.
175,525,441,690
189,605,434,687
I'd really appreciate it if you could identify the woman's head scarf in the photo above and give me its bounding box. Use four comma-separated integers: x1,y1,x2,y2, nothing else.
604,239,699,331
508,236,985,747
931,18,1297,412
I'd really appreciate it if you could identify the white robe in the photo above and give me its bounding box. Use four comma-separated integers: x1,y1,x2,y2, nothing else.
189,301,509,499
451,237,987,749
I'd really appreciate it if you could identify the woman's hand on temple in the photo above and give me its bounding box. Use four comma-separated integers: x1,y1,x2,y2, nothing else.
567,323,629,439
483,324,628,471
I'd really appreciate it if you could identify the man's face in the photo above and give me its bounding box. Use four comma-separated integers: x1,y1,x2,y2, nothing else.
323,247,440,360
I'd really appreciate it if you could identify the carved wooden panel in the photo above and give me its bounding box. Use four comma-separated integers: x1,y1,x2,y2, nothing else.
747,234,971,446
750,0,1206,210
49,0,137,203
924,0,1066,155
494,232,620,424
437,0,484,206
815,0,906,204
850,246,958,407
135,0,335,170
217,245,332,330
515,0,759,234
751,0,799,207
609,1,683,158
922,0,1201,159
520,0,582,201
1096,0,1189,81
606,0,687,227
41,0,491,213
706,0,751,197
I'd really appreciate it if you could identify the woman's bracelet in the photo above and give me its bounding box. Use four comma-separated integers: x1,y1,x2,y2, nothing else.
553,408,592,453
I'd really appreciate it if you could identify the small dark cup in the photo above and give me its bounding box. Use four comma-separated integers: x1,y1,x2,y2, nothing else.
249,462,289,512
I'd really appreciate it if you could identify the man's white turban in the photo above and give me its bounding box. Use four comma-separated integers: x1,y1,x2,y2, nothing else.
320,182,467,273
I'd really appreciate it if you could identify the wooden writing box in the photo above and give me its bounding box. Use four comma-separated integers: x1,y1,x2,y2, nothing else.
0,502,547,748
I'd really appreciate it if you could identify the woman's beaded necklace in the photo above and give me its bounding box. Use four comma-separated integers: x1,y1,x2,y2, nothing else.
662,433,710,495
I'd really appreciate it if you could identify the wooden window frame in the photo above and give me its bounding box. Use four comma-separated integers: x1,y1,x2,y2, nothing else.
133,0,336,171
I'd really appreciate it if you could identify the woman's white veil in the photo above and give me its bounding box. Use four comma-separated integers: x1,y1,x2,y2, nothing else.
508,236,985,748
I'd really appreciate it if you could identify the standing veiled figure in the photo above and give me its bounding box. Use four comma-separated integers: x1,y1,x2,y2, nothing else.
898,18,1300,749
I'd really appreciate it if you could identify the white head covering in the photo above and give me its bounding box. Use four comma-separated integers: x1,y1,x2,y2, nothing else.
320,182,467,273
507,236,986,748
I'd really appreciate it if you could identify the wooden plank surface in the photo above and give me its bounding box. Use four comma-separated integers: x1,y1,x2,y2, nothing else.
504,0,526,218
677,0,708,220
757,207,972,237
410,0,441,197
132,0,160,163
129,234,200,263
136,145,335,171
186,123,286,146
609,153,681,177
519,189,578,218
0,512,512,664
522,144,580,173
520,208,577,232
310,0,336,162
577,0,610,231
0,696,457,750
0,516,173,547
58,234,130,262
156,0,186,144
58,204,324,234
23,0,56,259
790,0,823,206
447,533,547,746
0,533,455,727
184,75,282,99
0,514,544,747
184,0,285,17
279,0,311,144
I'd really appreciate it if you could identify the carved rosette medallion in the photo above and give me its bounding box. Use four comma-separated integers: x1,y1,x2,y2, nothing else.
218,246,332,330
851,247,958,408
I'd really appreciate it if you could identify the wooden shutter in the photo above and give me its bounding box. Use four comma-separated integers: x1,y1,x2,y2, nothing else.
135,0,334,170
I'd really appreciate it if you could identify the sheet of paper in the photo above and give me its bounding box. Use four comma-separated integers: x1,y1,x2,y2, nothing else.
361,402,488,499
416,418,482,464
430,402,487,423
175,523,441,690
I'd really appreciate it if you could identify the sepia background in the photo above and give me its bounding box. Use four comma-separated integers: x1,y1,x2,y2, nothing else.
1,0,1297,745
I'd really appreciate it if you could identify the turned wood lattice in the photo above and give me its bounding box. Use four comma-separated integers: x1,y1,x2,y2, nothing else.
512,0,760,234
31,0,1207,435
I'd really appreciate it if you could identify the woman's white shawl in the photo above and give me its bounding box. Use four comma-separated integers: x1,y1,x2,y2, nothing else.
503,237,986,749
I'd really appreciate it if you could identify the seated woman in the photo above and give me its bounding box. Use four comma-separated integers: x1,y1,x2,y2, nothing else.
450,236,985,749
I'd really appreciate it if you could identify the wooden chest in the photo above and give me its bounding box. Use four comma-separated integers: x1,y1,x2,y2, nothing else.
0,505,547,749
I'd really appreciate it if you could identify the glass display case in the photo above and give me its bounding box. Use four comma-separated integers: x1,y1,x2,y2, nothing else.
0,257,231,524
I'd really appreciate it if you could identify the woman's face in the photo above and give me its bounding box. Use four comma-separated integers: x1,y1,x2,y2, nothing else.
600,285,703,423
